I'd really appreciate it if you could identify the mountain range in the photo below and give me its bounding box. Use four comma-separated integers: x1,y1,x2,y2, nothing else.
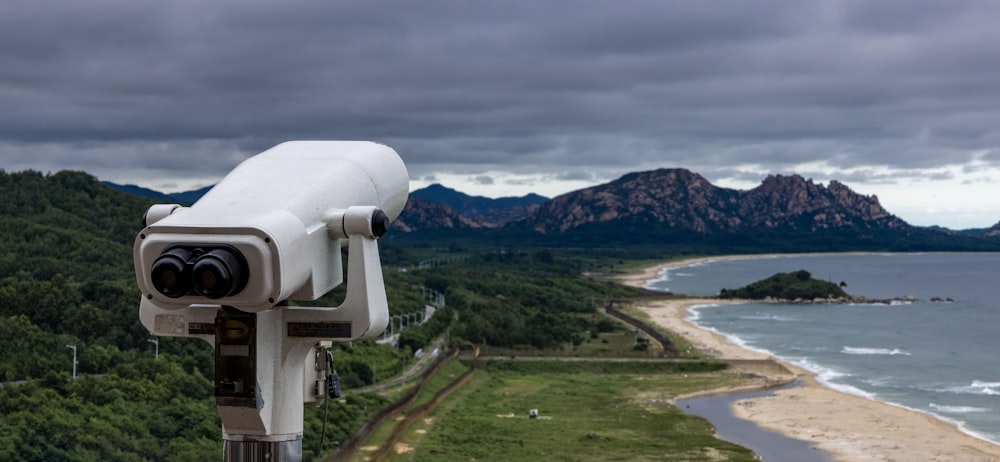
101,182,214,206
391,168,1000,251
105,168,1000,251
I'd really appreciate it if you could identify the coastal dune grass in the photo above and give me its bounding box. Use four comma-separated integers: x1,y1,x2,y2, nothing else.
379,359,757,461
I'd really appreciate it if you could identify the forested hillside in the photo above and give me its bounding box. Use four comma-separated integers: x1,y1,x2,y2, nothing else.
0,170,153,374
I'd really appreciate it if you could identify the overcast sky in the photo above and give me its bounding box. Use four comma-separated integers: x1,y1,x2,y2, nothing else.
3,1,1000,229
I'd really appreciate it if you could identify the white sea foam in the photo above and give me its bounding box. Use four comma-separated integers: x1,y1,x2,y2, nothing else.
921,409,1000,446
687,305,778,358
929,403,990,414
943,381,1000,396
845,300,912,307
972,380,1000,389
687,303,731,323
787,345,829,354
861,377,894,387
911,380,1000,397
722,332,772,356
841,302,907,308
783,357,882,399
790,357,846,380
685,305,705,323
641,267,670,290
740,314,797,322
907,404,1000,445
841,346,911,356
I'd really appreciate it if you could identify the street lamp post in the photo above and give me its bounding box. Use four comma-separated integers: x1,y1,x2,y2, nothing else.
148,338,159,359
65,344,77,379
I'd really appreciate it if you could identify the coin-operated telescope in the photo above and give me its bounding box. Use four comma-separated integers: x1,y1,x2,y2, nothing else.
134,141,408,461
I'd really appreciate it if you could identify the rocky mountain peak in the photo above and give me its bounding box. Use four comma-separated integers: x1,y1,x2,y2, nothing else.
526,169,907,234
985,221,1000,237
532,168,739,233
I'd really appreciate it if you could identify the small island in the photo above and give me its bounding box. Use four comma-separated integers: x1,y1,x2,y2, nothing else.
719,270,849,302
717,270,946,304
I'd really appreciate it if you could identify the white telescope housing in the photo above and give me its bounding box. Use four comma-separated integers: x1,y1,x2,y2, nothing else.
135,140,408,313
134,141,410,461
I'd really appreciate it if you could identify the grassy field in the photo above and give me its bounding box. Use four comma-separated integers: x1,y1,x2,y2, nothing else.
480,330,664,359
372,359,757,462
351,359,473,460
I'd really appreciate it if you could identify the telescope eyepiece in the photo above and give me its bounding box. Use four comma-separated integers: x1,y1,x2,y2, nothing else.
192,248,248,299
151,248,193,298
149,245,248,300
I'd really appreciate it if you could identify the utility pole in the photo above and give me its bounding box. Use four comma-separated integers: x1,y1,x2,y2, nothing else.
65,344,77,379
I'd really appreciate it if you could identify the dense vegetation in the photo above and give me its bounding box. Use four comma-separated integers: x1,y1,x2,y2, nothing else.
0,169,657,460
718,270,849,300
417,250,647,351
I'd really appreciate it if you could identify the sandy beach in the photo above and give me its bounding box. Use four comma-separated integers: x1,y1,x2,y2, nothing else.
624,256,1000,462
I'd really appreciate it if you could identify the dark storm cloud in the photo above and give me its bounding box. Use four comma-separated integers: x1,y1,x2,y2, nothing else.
2,0,1000,188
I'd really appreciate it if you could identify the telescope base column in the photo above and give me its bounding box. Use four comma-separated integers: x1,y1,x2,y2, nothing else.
223,438,302,462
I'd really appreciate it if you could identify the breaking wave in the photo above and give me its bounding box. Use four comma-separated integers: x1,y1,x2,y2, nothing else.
841,346,910,356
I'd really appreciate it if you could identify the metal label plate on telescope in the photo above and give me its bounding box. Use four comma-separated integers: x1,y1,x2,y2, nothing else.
287,322,352,339
188,322,216,335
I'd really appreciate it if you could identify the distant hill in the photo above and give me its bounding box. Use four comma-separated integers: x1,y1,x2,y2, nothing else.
956,221,1000,238
393,196,485,232
100,182,174,202
410,184,547,227
102,182,212,205
168,186,214,205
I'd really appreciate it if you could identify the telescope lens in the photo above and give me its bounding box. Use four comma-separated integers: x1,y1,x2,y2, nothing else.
192,248,248,299
151,248,193,298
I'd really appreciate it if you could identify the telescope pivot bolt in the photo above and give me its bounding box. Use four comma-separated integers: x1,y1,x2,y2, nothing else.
371,209,389,237
334,206,390,239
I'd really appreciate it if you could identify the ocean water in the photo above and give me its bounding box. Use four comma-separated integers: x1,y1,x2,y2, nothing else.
645,253,1000,444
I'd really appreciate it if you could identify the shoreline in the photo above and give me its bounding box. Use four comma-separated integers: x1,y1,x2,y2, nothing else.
618,252,879,291
677,384,836,462
626,254,1000,462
